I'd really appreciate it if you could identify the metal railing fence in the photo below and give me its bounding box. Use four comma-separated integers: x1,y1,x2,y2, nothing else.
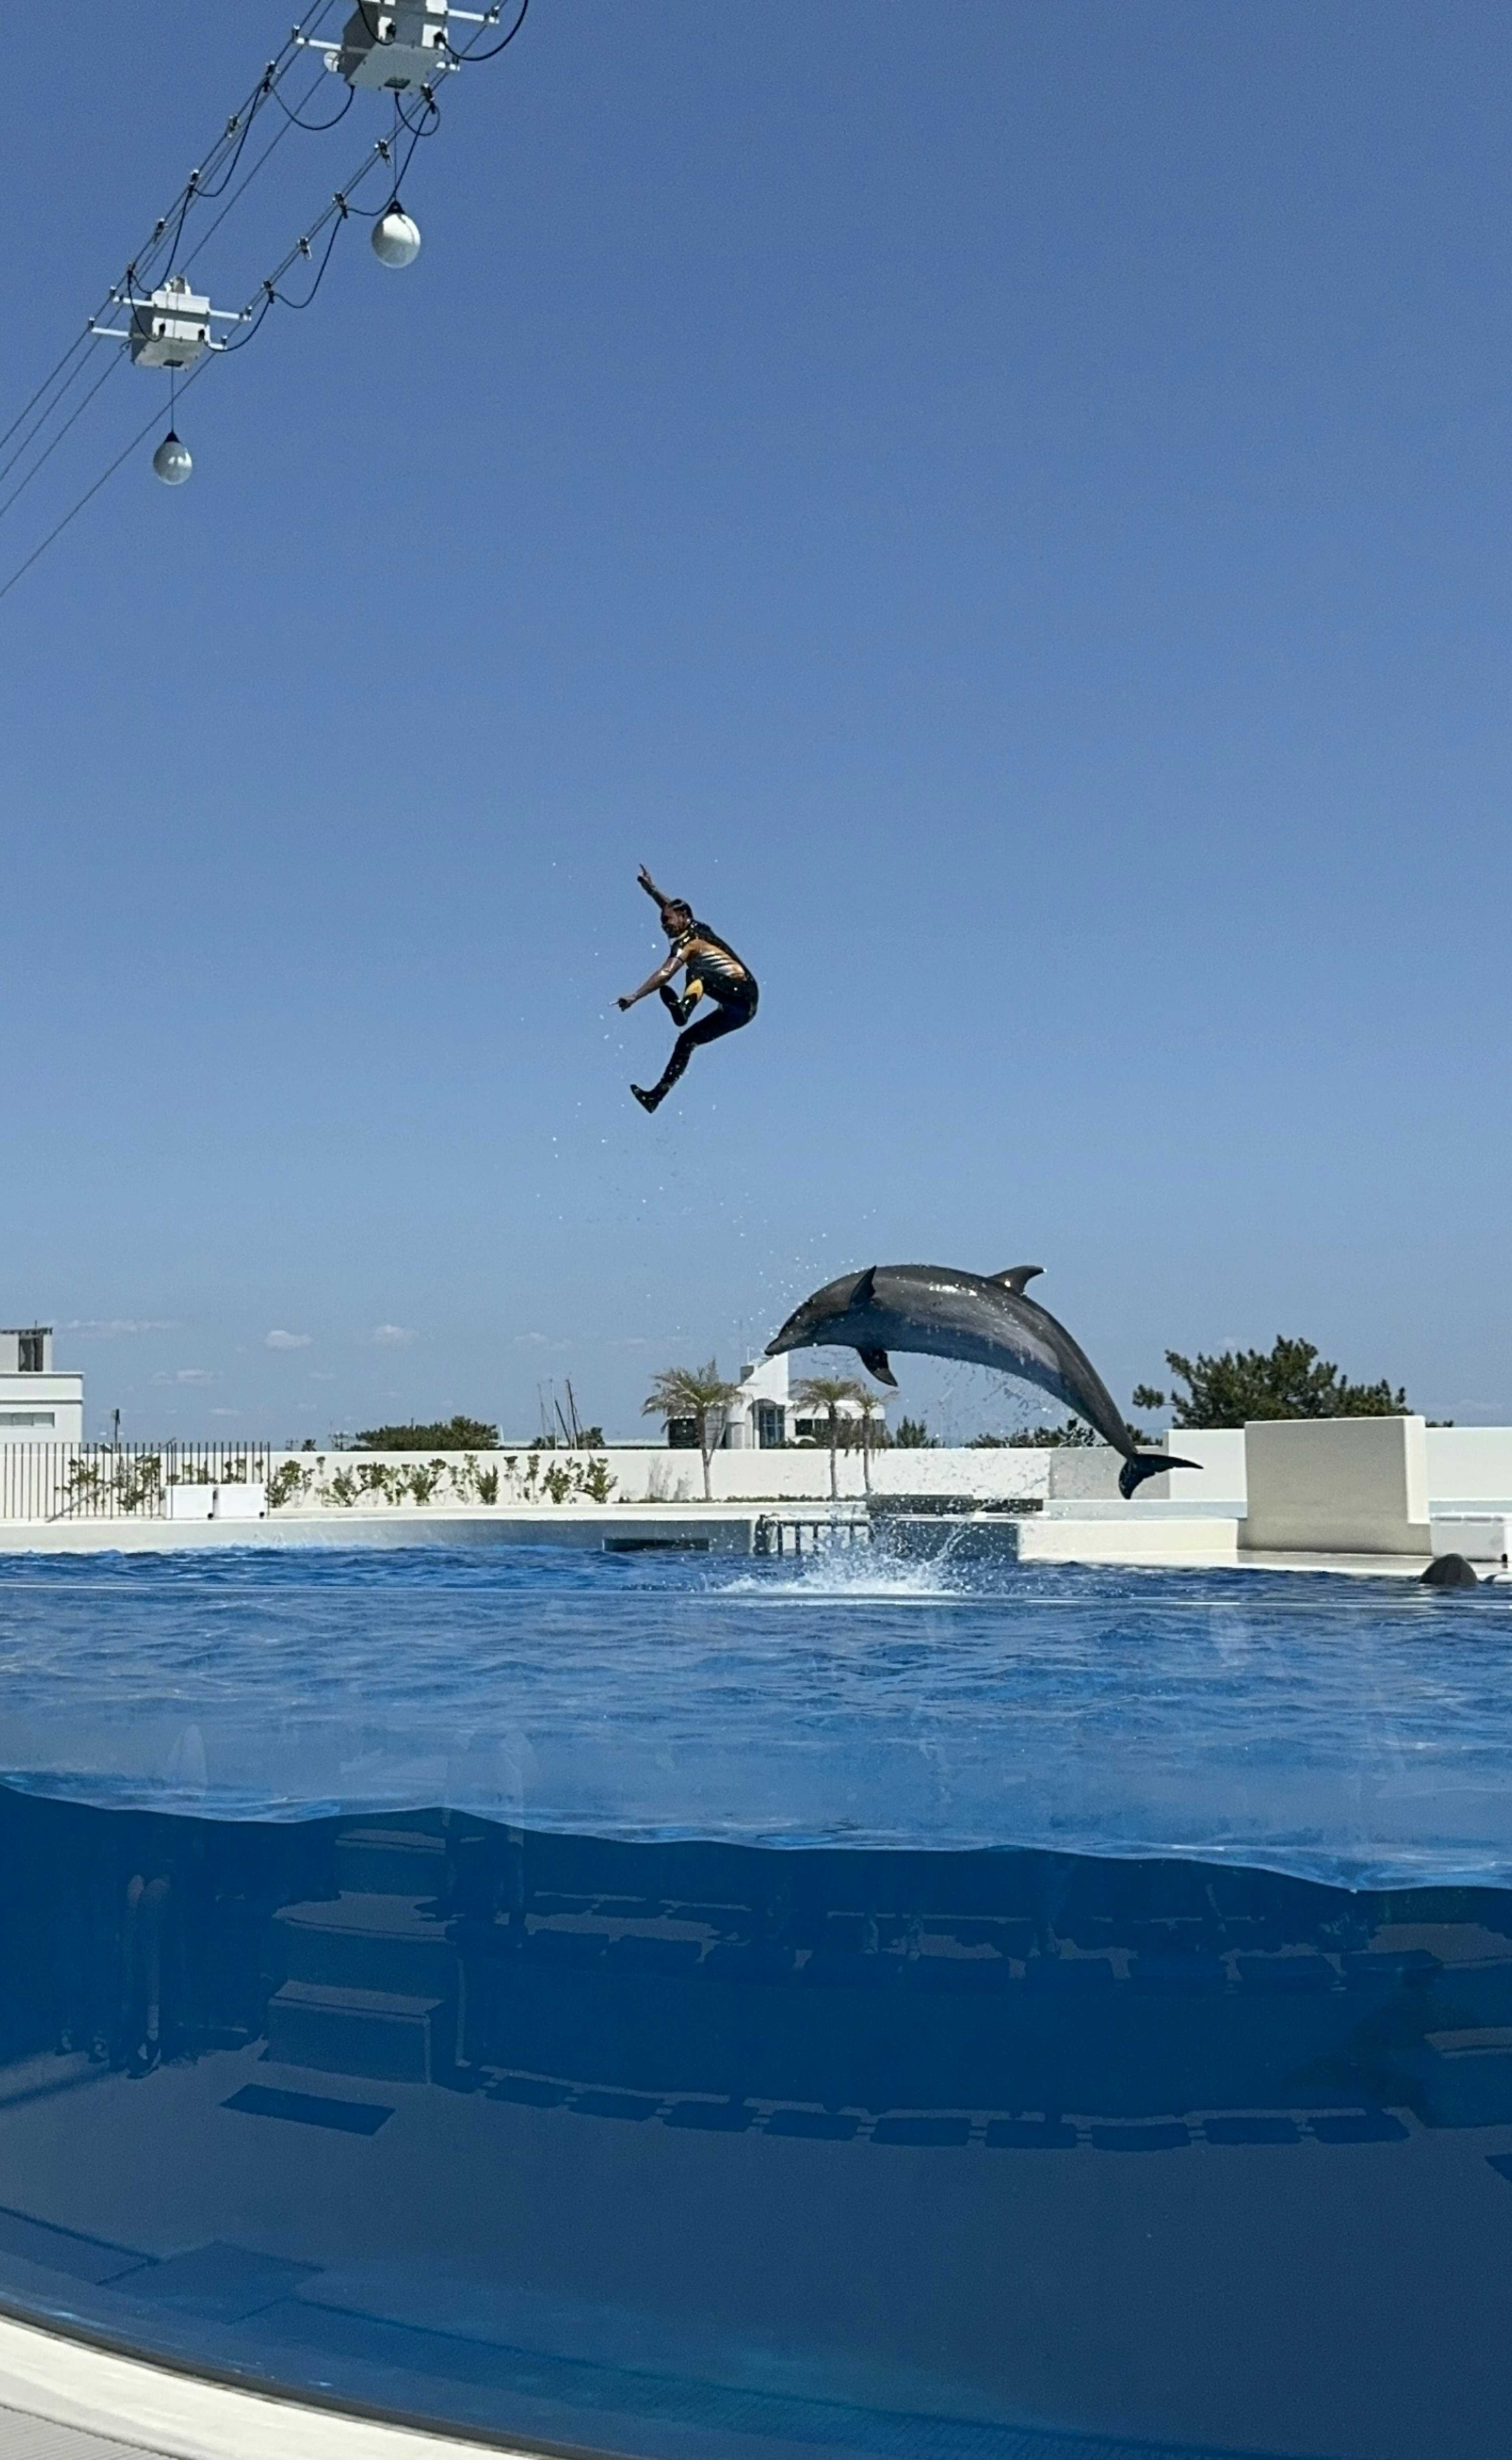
0,1443,272,1523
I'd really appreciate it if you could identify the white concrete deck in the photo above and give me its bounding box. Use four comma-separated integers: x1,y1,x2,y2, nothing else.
0,1504,1493,1577
0,1508,769,1557
0,2309,525,2460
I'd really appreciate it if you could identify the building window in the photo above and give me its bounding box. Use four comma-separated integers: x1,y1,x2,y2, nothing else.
756,1403,786,1449
665,1416,700,1450
0,1412,54,1428
17,1332,44,1373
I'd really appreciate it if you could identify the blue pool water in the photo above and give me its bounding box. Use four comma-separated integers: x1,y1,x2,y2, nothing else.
0,1545,1508,1883
0,1546,1509,2460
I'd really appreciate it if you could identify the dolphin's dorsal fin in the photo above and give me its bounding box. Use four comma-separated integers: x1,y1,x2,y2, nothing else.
858,1346,897,1388
847,1264,878,1310
991,1265,1043,1295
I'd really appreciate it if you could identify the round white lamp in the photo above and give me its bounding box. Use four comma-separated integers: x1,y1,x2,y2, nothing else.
372,205,422,269
152,430,193,486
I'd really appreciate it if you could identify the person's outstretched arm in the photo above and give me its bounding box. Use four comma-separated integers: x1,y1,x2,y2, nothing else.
637,864,673,911
619,950,684,1011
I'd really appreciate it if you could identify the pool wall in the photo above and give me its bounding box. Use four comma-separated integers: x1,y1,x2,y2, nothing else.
0,1785,1510,2460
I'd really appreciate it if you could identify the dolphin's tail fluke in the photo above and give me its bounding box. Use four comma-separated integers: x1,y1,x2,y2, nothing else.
1119,1451,1199,1500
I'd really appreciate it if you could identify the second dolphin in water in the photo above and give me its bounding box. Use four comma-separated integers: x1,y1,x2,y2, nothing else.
767,1262,1196,1499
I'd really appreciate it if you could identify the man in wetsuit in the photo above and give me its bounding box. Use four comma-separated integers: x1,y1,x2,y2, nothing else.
617,865,759,1113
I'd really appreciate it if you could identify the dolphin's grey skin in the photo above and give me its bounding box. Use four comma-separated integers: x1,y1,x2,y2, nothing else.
767,1262,1197,1500
1421,1552,1480,1590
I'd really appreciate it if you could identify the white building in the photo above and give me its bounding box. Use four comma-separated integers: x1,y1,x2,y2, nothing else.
665,1352,887,1452
0,1328,84,1443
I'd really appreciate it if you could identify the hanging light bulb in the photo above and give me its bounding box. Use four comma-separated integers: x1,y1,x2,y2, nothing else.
152,429,193,486
372,202,422,269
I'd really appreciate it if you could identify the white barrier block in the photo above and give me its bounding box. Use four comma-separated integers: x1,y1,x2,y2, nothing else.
1241,1417,1430,1555
165,1485,215,1521
1430,1515,1511,1567
212,1483,267,1521
1019,1514,1238,1566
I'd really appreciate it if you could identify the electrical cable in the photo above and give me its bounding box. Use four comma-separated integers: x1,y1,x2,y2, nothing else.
267,212,347,310
159,179,199,284
269,78,356,135
177,78,274,206
447,0,528,67
0,354,122,528
0,338,115,493
0,327,111,466
0,361,211,609
216,127,406,340
387,94,441,195
176,52,362,275
213,294,277,354
178,102,304,273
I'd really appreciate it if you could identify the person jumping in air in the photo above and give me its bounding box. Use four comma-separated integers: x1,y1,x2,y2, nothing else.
618,866,759,1113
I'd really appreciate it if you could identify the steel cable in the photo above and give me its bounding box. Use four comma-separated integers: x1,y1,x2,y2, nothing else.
0,361,210,608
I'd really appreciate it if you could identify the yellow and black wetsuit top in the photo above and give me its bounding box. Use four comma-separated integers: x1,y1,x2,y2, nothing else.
674,922,758,1009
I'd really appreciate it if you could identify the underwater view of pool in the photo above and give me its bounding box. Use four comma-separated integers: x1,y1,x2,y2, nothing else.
0,1547,1509,2459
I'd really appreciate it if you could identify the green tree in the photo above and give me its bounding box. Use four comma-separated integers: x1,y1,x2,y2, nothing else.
793,1374,872,1500
894,1416,936,1449
353,1415,499,1451
1138,1338,1408,1430
642,1360,740,1502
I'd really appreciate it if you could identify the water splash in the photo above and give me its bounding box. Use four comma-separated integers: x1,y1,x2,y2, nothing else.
715,1541,975,1604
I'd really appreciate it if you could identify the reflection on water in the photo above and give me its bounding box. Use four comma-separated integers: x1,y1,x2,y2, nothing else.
2,1785,1512,2459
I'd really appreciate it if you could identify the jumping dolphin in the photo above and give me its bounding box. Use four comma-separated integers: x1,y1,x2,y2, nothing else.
767,1263,1197,1499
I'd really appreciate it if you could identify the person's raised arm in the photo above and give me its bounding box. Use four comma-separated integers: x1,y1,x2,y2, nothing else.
637,864,673,911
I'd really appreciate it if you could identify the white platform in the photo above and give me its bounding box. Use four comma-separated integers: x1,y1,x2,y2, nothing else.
0,2309,522,2460
1020,1512,1238,1565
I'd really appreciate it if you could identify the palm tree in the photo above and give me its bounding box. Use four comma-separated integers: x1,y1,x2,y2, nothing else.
793,1373,873,1501
642,1360,741,1503
855,1393,886,1496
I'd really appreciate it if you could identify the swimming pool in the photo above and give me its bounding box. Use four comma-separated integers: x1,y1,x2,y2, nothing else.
0,1547,1508,2459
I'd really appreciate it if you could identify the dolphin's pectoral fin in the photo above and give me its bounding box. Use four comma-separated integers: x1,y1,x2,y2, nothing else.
847,1265,878,1311
991,1265,1043,1295
858,1347,897,1388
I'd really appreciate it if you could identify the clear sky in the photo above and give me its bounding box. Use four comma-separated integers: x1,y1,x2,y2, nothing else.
4,2,1510,1443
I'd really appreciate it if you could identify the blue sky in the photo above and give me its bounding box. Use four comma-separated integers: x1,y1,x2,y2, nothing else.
3,2,1510,1441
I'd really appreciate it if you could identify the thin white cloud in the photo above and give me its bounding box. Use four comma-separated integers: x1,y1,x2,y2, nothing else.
370,1324,415,1347
265,1330,311,1351
63,1319,176,1338
154,1368,213,1386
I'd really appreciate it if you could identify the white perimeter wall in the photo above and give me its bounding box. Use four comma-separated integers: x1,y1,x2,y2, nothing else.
264,1445,1056,1508
1424,1427,1512,1506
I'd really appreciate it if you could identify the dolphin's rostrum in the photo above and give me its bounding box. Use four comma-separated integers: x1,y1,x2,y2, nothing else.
767,1262,1196,1499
